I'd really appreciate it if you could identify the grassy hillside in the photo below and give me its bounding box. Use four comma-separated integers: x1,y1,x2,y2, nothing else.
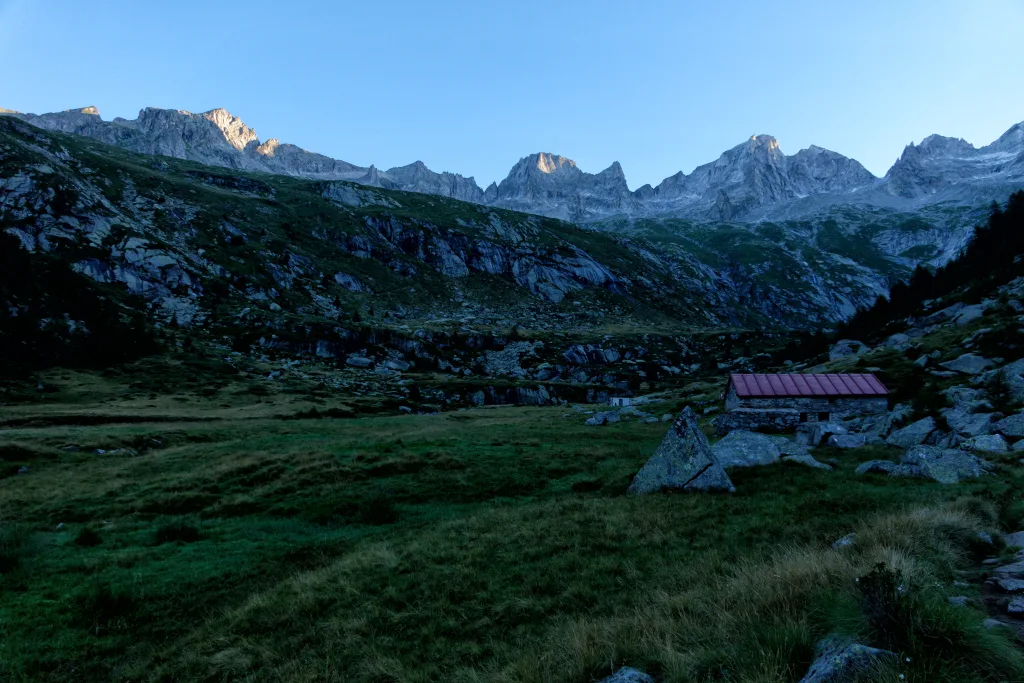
2,367,1024,682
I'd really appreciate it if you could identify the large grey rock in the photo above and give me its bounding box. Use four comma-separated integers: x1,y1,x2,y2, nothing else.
345,356,374,368
585,411,621,426
941,407,997,437
798,637,897,683
829,339,869,362
954,303,987,327
901,445,995,484
999,359,1024,403
628,407,735,494
940,353,996,375
712,430,781,468
960,434,1009,453
995,412,1024,439
855,459,922,478
997,578,1024,593
1008,598,1024,615
1004,531,1024,549
885,416,936,447
597,668,654,683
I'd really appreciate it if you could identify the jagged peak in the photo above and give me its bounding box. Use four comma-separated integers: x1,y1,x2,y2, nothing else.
64,106,100,116
0,107,20,115
532,152,577,174
256,138,280,157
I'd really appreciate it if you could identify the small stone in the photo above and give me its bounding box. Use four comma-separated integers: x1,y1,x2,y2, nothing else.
16,465,30,474
948,596,969,607
398,406,413,414
798,637,897,683
977,531,994,545
832,533,856,549
1007,597,1024,614
596,668,654,683
346,356,374,368
997,578,1024,593
1004,531,1024,549
983,618,1008,630
783,453,833,470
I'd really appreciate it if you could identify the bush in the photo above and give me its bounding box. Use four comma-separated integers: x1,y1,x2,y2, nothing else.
857,562,911,650
357,494,400,525
153,519,202,545
74,527,103,547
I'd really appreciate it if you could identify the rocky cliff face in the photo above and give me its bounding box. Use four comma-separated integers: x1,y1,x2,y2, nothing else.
6,105,1022,225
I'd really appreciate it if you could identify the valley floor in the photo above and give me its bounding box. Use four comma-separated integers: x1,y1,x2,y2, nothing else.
2,370,1023,682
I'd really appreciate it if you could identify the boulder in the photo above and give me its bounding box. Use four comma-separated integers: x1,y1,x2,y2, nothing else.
960,434,1009,453
954,304,987,327
597,668,654,683
828,339,869,362
1008,598,1024,615
782,453,833,470
855,459,922,478
628,407,735,494
345,356,374,368
942,407,998,437
829,434,866,449
885,416,936,448
884,332,911,349
984,618,1009,630
798,637,897,683
1004,531,1024,549
712,430,781,468
940,353,996,375
586,411,621,427
997,578,1024,592
995,412,1024,439
999,359,1024,403
901,445,995,484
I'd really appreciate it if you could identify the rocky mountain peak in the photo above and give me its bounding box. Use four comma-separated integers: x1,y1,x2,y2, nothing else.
534,152,577,175
256,138,280,157
0,107,20,114
200,108,260,152
70,106,100,116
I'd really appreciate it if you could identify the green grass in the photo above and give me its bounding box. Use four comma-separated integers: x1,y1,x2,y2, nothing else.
2,372,1023,682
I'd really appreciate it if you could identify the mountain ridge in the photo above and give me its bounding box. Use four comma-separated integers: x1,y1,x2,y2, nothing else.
3,104,1023,224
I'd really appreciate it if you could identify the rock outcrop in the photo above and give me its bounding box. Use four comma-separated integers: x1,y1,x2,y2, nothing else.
628,407,735,494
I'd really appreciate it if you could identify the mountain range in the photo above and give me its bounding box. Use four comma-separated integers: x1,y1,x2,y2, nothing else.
5,105,1023,223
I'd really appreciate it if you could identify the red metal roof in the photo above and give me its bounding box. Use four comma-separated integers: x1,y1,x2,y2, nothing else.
729,373,889,398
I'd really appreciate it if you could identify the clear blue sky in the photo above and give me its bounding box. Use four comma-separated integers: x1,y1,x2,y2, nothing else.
2,0,1023,189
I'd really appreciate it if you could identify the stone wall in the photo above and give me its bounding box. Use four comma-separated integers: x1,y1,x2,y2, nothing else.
716,408,802,435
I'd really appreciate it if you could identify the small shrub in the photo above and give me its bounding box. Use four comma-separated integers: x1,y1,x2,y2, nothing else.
153,519,202,545
74,527,103,547
73,581,137,635
0,522,29,573
857,562,911,649
358,495,400,525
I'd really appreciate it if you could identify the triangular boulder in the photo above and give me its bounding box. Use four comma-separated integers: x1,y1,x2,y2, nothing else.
628,406,735,494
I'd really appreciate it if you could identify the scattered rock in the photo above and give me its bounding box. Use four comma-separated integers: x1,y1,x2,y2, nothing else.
660,413,673,422
942,406,997,438
712,430,782,468
997,578,1024,593
346,356,373,368
832,533,856,549
398,406,413,414
782,453,832,470
596,668,654,683
901,445,995,484
954,304,987,327
948,596,970,607
828,434,866,449
828,339,869,362
1008,598,1024,615
586,411,621,426
940,353,996,375
983,618,1008,630
885,416,936,448
977,531,994,545
17,465,30,474
855,459,900,476
995,412,1024,439
1004,532,1024,549
960,434,1009,453
798,637,897,683
628,407,735,494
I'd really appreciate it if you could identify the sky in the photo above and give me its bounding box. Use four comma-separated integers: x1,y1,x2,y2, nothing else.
2,0,1023,190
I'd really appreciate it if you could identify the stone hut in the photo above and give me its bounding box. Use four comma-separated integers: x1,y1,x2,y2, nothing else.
717,373,889,434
